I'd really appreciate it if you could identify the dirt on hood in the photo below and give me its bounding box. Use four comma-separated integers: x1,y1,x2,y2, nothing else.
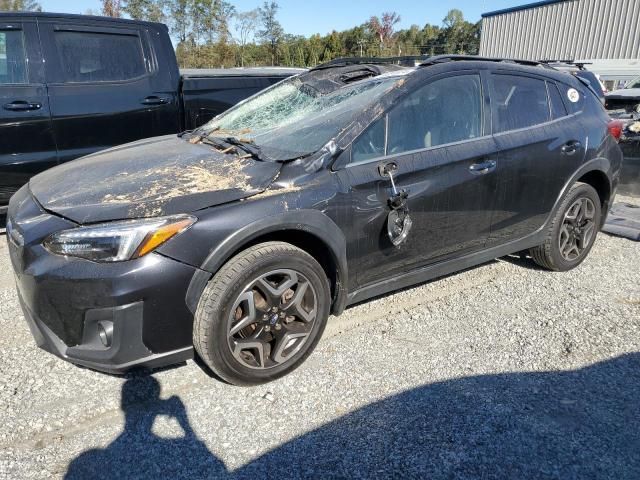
29,135,282,223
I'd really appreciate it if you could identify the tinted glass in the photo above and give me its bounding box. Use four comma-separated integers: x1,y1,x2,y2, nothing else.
352,114,386,162
0,30,27,84
352,75,482,162
548,82,568,119
492,75,550,133
54,31,146,83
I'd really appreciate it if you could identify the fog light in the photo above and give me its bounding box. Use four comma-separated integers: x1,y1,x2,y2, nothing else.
97,321,114,348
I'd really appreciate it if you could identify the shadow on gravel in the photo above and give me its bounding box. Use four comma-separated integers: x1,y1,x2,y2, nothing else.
66,353,640,479
499,253,549,271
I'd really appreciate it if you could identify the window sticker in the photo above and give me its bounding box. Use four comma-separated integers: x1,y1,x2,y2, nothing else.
567,88,580,103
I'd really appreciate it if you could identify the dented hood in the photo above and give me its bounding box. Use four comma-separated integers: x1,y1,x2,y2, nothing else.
30,135,282,224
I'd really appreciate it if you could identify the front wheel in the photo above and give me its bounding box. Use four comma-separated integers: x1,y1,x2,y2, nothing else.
530,182,602,271
193,241,331,386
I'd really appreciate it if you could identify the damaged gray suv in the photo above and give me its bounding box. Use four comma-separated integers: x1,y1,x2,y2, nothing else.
7,55,623,385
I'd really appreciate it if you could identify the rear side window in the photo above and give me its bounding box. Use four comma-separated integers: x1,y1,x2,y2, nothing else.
547,82,568,119
53,31,146,83
352,75,483,162
0,30,27,84
491,74,550,133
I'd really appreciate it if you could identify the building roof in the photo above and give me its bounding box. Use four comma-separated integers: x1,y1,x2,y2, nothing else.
482,0,568,18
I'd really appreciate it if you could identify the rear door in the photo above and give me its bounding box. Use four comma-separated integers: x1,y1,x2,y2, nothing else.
487,72,586,245
38,20,179,163
336,72,499,287
0,19,56,210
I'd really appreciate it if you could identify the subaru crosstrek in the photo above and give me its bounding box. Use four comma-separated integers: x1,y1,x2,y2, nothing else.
7,55,623,385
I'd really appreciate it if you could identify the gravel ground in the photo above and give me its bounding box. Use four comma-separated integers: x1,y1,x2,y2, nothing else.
1,197,639,480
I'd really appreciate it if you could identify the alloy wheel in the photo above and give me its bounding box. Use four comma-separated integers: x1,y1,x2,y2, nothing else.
226,269,318,369
558,197,596,261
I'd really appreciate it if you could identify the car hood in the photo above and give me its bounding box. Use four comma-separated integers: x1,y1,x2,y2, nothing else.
606,88,640,98
30,135,282,224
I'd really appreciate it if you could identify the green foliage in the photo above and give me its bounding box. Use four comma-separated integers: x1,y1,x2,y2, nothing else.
122,0,164,22
0,0,41,11
257,1,284,65
33,1,480,69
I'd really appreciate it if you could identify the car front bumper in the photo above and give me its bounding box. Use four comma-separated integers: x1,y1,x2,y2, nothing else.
7,186,199,374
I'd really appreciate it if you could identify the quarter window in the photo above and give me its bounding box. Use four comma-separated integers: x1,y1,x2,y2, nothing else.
548,82,568,119
352,75,483,163
0,30,28,84
53,31,146,83
491,74,550,133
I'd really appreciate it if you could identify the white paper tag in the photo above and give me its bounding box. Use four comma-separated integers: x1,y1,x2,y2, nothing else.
567,88,580,103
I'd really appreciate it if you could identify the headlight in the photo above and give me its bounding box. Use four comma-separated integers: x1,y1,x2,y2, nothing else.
44,215,196,262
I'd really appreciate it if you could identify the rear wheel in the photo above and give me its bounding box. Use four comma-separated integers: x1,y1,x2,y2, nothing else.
530,182,601,271
193,241,331,386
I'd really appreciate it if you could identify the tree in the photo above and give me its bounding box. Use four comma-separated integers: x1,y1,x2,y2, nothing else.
165,0,191,43
438,9,480,54
122,0,164,22
234,9,259,67
101,0,121,17
257,1,284,66
0,0,41,11
369,12,400,53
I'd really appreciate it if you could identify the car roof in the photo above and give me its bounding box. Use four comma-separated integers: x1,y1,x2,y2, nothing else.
0,11,165,28
311,55,582,88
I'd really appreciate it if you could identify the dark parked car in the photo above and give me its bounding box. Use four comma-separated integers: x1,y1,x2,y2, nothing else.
7,55,623,385
0,12,302,217
605,74,640,112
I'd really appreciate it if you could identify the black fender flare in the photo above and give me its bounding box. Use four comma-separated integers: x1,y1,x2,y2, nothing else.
185,209,349,316
548,157,613,229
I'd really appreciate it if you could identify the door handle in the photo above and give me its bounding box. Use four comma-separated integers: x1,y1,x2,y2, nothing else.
469,160,496,175
561,141,582,155
3,101,42,111
141,96,170,106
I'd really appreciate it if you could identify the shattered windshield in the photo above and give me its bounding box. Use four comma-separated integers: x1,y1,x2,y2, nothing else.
200,76,402,161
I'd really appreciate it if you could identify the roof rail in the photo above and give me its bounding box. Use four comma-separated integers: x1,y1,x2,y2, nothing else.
311,55,428,71
538,59,593,70
418,54,550,68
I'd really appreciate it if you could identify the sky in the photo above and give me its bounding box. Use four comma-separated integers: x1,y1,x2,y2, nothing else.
39,0,523,37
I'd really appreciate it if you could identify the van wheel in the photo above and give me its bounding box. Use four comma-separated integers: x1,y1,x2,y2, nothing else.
193,241,331,386
530,182,601,271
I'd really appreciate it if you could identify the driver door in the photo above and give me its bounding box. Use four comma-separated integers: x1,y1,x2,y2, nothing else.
335,72,500,288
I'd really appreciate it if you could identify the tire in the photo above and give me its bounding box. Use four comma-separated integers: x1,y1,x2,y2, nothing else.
529,182,602,272
193,241,331,386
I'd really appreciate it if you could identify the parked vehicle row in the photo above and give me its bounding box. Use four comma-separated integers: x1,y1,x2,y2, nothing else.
7,55,623,385
0,12,302,215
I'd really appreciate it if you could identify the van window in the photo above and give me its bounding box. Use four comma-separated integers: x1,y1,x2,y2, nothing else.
0,30,27,84
492,74,550,133
548,82,568,119
352,75,482,162
54,31,146,83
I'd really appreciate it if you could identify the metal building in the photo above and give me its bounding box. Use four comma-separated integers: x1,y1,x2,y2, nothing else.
479,0,640,61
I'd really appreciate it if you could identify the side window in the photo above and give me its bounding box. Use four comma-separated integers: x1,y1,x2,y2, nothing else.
0,30,28,84
387,75,482,153
53,30,146,83
352,114,386,163
491,74,550,133
548,82,568,119
351,75,482,163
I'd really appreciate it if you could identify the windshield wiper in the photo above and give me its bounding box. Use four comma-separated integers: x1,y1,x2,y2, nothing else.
203,134,269,162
